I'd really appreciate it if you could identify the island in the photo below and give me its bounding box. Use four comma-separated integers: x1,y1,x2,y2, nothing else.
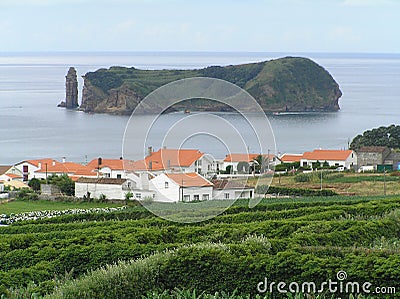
76,57,342,115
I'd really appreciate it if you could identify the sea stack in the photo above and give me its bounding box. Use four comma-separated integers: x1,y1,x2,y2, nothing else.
65,67,79,109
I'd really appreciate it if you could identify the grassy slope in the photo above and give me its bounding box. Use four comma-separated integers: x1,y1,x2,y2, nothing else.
265,172,400,196
84,57,340,112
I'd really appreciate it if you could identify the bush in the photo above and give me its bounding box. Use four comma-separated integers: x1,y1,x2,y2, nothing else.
16,188,38,201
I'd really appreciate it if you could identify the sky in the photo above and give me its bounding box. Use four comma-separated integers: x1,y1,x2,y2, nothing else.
0,0,399,53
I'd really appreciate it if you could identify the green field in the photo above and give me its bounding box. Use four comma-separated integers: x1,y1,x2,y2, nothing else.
0,196,399,298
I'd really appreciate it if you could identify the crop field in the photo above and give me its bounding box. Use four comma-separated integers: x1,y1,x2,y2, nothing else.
0,196,399,298
266,172,400,196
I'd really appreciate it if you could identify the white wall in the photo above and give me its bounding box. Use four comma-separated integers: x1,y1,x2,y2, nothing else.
149,173,213,202
75,180,136,200
300,153,357,170
149,174,180,202
75,182,123,199
212,188,254,200
14,162,41,181
99,167,126,179
181,186,213,202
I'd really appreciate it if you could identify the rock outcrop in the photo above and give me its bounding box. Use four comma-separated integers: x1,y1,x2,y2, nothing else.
79,57,342,115
64,67,79,109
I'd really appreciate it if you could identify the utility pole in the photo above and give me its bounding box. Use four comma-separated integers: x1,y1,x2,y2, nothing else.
384,169,387,196
181,179,184,202
320,168,323,191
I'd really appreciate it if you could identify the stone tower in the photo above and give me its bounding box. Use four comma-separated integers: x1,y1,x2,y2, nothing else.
65,67,79,109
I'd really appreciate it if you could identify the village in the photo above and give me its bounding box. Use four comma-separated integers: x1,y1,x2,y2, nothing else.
1,145,399,202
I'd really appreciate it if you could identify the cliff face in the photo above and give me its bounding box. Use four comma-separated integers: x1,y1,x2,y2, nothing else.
79,57,342,115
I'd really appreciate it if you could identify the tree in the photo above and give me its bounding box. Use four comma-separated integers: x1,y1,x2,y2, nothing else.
28,178,41,192
47,174,74,196
237,161,250,174
350,124,400,149
225,165,233,174
125,191,133,205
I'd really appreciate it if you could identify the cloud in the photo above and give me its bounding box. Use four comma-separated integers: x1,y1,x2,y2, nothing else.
341,0,396,6
329,26,361,43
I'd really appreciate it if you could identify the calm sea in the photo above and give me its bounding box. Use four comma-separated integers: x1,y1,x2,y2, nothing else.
0,52,399,164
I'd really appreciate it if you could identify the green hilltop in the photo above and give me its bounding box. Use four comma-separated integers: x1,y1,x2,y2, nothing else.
79,57,342,115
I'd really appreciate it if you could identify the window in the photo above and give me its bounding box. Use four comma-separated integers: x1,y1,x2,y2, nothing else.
165,182,169,189
224,193,230,199
194,194,200,201
105,173,111,178
117,174,122,179
152,194,155,198
202,194,209,200
135,193,141,199
183,195,190,202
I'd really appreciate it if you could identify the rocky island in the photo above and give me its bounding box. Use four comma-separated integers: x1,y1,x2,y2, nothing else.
73,57,342,115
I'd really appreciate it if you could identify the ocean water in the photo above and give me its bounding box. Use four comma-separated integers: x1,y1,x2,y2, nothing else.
0,52,399,164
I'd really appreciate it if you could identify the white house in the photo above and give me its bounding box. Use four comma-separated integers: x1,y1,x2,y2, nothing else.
211,179,255,200
133,148,217,176
14,159,58,181
75,177,155,200
149,172,213,202
86,158,136,179
300,149,357,170
0,165,23,182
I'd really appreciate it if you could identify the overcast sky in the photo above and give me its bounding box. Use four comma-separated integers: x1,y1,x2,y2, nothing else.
0,0,399,53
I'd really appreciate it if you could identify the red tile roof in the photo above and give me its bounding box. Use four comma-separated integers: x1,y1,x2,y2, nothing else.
211,179,252,189
37,162,96,176
22,159,57,168
223,153,274,163
302,150,353,161
166,172,213,187
4,173,21,179
87,159,136,171
0,166,12,175
224,153,259,163
76,177,128,185
134,149,204,171
280,154,303,163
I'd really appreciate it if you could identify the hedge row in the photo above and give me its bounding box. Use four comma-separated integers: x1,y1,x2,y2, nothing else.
0,197,399,297
256,185,338,196
44,241,399,299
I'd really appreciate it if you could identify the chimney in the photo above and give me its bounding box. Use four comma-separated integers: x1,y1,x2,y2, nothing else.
62,157,66,163
52,161,56,166
38,162,42,169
